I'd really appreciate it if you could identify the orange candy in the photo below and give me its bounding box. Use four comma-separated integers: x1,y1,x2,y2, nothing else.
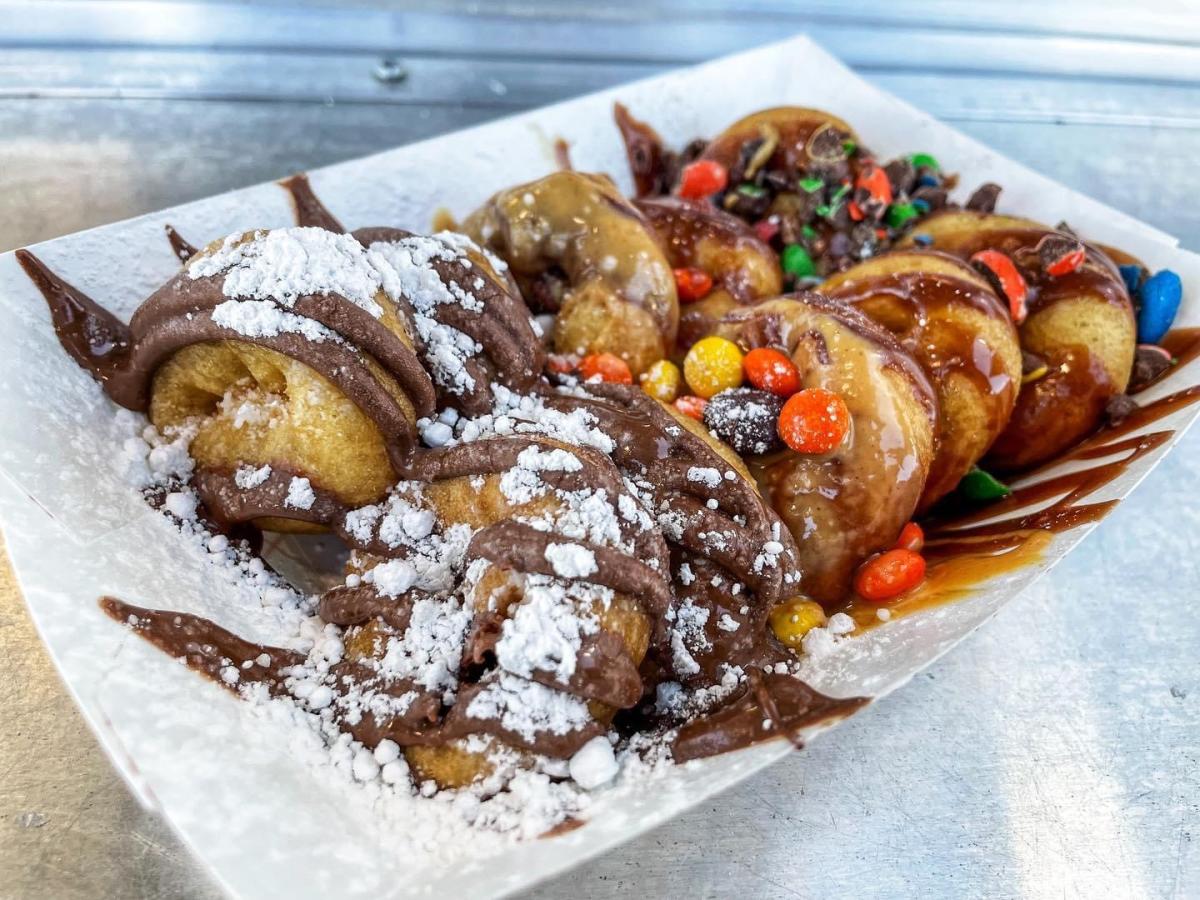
744,347,801,397
854,548,926,603
856,164,893,206
895,521,925,552
777,388,850,454
546,354,578,375
674,267,714,303
971,249,1029,324
674,395,708,420
578,352,633,385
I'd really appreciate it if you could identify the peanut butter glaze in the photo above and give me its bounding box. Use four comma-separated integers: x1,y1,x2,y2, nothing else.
634,196,783,352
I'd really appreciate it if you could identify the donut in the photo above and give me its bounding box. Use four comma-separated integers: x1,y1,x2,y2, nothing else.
820,250,1022,509
460,171,678,376
123,226,541,532
899,211,1136,470
713,294,937,604
613,104,958,280
634,196,782,354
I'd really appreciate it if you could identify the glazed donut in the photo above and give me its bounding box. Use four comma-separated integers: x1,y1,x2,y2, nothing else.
460,171,678,376
634,196,782,353
899,211,1136,471
714,294,937,604
820,250,1022,509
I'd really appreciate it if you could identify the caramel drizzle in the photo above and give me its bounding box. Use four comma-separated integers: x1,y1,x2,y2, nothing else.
928,333,1200,549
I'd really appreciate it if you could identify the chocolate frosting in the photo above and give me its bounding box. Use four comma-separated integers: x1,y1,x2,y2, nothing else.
28,179,862,771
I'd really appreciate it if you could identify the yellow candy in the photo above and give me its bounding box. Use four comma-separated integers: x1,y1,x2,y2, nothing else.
769,597,828,649
683,336,744,399
640,359,683,403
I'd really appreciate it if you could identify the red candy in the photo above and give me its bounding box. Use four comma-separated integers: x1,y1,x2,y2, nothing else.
854,548,926,603
678,160,728,200
971,249,1029,324
754,218,780,243
777,388,850,454
744,347,801,397
579,352,633,385
1046,247,1085,277
674,267,714,303
855,164,893,206
674,395,708,420
895,521,925,553
847,200,864,222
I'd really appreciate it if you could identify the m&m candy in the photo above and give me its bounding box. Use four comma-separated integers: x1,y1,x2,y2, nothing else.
683,336,745,398
1136,269,1183,344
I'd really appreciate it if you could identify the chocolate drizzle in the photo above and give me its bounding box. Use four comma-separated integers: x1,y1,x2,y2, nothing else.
164,225,200,262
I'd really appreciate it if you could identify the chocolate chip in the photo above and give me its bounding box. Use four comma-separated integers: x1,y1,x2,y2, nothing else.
966,183,1002,213
884,158,916,196
762,169,794,193
1104,393,1139,426
703,388,785,456
1129,345,1174,392
912,185,948,210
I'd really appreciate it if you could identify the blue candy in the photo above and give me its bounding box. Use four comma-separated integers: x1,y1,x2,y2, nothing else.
913,233,934,247
911,198,931,213
916,174,940,189
1136,269,1183,344
1119,264,1143,295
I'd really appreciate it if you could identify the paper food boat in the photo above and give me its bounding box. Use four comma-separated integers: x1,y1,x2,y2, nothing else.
1,34,1196,900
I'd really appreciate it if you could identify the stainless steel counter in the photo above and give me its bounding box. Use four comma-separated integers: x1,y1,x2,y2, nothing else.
1,2,1198,897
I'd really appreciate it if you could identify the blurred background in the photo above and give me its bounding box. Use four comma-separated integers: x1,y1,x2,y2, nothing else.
2,2,1198,898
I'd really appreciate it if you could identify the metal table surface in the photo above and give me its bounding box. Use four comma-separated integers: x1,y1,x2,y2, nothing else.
1,2,1198,898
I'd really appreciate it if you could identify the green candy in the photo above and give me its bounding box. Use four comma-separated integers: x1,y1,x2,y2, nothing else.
842,139,857,156
737,183,767,198
798,177,824,193
958,467,1011,503
909,152,940,171
886,202,920,229
781,244,816,278
830,183,851,204
801,224,818,240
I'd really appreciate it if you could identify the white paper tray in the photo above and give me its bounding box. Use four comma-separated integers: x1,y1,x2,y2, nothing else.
1,35,1197,900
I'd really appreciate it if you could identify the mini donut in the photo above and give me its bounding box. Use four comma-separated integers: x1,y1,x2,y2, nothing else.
460,170,678,376
820,250,1022,509
146,229,430,532
145,226,542,532
899,211,1136,471
634,196,782,353
698,106,860,187
714,294,937,604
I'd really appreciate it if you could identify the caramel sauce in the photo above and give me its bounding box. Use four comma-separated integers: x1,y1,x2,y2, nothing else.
844,326,1200,628
841,530,1053,630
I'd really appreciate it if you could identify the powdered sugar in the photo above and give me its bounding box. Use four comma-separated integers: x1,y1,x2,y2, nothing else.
466,673,593,743
188,227,384,317
284,476,316,510
544,543,598,579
